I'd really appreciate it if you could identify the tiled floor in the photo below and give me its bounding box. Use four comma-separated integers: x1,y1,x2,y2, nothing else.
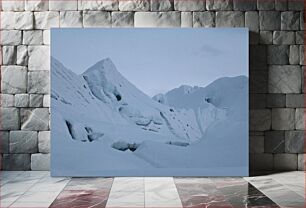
1,171,304,208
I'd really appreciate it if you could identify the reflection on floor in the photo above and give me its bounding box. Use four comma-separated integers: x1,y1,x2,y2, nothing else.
1,171,304,208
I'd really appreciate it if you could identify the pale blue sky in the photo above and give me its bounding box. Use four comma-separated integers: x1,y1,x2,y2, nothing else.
51,28,248,96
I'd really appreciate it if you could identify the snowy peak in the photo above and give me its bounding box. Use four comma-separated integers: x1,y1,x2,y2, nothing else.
83,58,118,75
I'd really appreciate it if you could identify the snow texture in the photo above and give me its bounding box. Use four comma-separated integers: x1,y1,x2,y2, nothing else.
51,57,248,176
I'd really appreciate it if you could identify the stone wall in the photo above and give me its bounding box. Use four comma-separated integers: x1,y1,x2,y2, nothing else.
0,0,304,171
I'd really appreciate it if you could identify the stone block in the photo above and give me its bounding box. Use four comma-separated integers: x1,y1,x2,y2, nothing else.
10,131,38,153
193,12,215,27
1,66,27,94
272,108,295,130
151,0,173,11
34,11,60,29
3,154,31,170
83,11,111,27
0,94,14,107
245,11,259,32
25,0,49,11
23,30,43,45
250,136,264,153
300,12,304,30
135,12,180,27
269,65,301,93
206,0,232,10
250,94,266,109
216,11,244,27
296,31,303,44
174,0,205,11
29,94,44,107
275,0,287,11
266,94,285,108
1,30,22,45
259,11,281,30
273,31,295,45
250,71,268,93
289,45,300,64
17,45,28,66
28,71,50,94
267,45,288,64
285,130,304,153
2,1,24,11
49,0,78,10
28,46,50,71
0,108,20,130
286,94,304,107
78,0,119,10
250,45,267,68
21,108,49,131
250,153,273,171
257,0,274,10
298,154,305,170
265,131,285,153
60,11,83,28
14,11,34,30
250,109,271,131
43,95,50,107
1,12,15,29
302,66,305,93
299,45,304,65
288,0,303,11
38,131,50,153
281,11,300,30
119,0,150,11
15,94,29,107
2,46,17,65
274,154,298,170
112,12,134,27
233,0,256,10
295,108,304,130
181,12,192,27
31,153,50,170
43,30,50,45
0,131,9,153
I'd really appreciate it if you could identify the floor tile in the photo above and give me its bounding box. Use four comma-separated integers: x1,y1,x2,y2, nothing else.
145,190,183,208
111,177,144,192
245,176,305,208
50,190,109,208
65,178,113,190
106,192,144,208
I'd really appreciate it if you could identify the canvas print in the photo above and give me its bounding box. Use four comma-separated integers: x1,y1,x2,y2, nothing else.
51,28,249,176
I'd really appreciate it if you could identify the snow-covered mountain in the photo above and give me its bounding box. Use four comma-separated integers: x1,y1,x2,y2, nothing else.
153,76,248,134
51,57,248,176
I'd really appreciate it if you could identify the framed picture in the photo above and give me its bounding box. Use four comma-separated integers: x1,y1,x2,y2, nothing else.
51,28,249,176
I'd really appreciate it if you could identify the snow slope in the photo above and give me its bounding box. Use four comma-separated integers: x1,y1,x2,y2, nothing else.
51,57,248,176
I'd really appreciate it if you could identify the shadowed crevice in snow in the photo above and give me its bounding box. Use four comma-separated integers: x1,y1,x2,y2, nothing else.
111,141,139,152
165,141,189,147
65,120,75,140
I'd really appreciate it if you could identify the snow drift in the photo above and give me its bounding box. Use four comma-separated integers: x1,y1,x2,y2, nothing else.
51,57,248,176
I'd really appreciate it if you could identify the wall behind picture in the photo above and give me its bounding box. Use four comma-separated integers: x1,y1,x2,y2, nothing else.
0,0,304,172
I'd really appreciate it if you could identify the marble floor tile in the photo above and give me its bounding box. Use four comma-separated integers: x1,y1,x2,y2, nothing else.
175,179,232,208
145,177,177,192
50,190,109,208
65,178,113,190
106,191,144,208
145,189,183,208
268,171,305,198
111,177,144,192
12,191,61,203
245,176,305,208
0,171,24,186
